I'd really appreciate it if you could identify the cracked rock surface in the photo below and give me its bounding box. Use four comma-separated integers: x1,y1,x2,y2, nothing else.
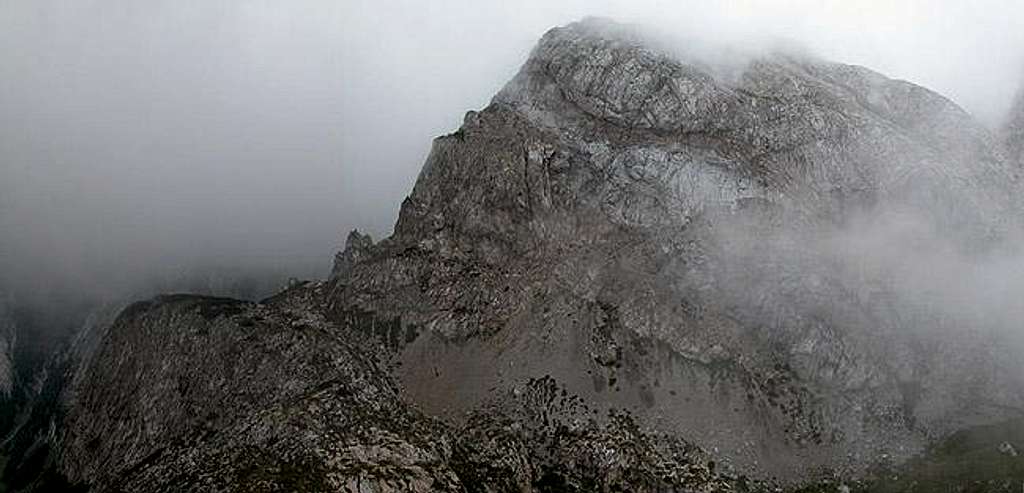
329,18,1024,479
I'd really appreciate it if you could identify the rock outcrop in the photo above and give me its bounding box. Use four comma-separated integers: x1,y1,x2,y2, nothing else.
57,290,463,492
6,17,1024,492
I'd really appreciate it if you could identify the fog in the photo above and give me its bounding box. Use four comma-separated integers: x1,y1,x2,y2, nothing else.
1,0,1023,305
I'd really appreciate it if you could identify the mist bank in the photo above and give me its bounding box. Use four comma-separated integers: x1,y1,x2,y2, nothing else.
3,1,1024,309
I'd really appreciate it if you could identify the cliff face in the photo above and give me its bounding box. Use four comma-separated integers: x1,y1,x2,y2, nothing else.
328,19,1024,478
55,290,464,492
11,18,1024,492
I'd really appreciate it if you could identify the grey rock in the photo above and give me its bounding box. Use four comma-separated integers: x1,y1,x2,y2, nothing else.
57,289,462,492
333,230,375,280
330,18,1024,480
40,287,750,492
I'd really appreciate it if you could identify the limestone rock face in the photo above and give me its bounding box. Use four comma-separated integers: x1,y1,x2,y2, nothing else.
24,288,743,492
56,289,463,492
328,18,1024,479
332,230,374,279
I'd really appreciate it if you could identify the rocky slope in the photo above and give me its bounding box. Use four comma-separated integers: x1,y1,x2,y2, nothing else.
6,287,750,492
5,17,1024,492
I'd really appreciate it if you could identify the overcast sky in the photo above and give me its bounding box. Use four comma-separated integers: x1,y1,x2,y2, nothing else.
1,0,1023,298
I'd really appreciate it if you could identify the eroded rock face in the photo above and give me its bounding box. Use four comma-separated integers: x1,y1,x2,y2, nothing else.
56,289,463,492
332,230,374,279
34,288,750,492
328,18,1024,479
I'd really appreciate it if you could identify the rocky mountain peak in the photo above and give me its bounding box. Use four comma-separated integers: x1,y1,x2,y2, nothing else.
331,229,374,279
390,19,1015,263
341,18,1024,479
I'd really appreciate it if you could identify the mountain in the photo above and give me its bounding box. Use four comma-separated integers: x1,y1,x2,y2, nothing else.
330,18,1024,478
4,18,1024,492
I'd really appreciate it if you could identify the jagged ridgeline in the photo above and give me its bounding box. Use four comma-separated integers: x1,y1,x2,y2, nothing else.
5,18,1024,492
